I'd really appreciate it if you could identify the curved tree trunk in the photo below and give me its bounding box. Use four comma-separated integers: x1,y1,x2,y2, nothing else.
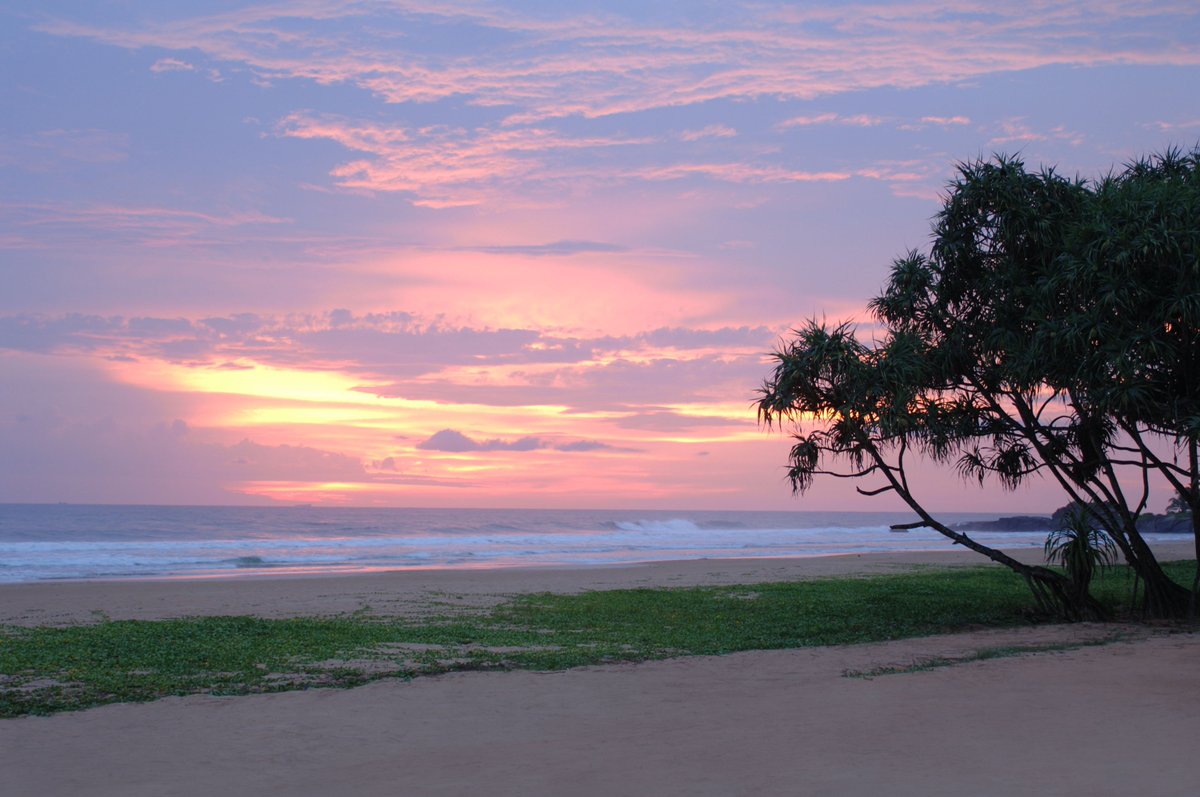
918,518,1109,621
1191,507,1200,619
1112,525,1190,618
880,462,1110,621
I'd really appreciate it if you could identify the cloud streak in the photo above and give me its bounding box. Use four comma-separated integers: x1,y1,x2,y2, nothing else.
35,2,1200,203
42,2,1200,118
150,57,195,73
779,113,885,129
0,129,129,171
0,311,777,412
1,202,288,247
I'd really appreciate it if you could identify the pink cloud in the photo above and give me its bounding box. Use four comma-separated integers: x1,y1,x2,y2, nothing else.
40,2,1200,126
779,113,885,129
988,118,1086,147
278,112,651,198
680,125,738,141
778,112,839,128
1147,118,1200,131
150,57,195,73
32,1,1197,212
280,111,944,202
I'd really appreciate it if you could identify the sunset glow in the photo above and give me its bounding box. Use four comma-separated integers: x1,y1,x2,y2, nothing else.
2,2,1197,510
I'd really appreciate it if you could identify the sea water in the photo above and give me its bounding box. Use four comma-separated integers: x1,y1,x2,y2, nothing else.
0,503,1160,584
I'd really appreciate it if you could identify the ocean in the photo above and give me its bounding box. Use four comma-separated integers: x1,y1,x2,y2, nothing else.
0,503,1123,584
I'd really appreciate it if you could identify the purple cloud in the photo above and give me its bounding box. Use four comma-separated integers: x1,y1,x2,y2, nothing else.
554,440,638,453
615,411,751,432
416,429,633,454
417,429,545,453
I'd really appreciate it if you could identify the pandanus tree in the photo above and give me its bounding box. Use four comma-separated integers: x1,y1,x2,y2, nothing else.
1044,510,1119,610
759,149,1200,619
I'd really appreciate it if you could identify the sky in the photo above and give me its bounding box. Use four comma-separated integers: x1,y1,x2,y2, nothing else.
1,1,1198,512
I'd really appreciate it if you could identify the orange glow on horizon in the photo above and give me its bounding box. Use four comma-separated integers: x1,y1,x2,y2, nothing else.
108,359,386,406
94,347,759,502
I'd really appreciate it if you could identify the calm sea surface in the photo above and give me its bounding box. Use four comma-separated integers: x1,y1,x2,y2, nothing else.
0,503,1130,584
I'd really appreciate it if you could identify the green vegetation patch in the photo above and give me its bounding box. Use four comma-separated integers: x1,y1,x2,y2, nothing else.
493,566,1036,663
2,561,1193,718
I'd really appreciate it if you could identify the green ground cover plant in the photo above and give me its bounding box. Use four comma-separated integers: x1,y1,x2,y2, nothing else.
1,560,1192,719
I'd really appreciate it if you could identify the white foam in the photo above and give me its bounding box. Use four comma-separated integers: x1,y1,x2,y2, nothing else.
0,505,1085,583
614,518,703,533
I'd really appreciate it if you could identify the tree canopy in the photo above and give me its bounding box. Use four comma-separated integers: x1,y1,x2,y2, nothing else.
759,148,1200,619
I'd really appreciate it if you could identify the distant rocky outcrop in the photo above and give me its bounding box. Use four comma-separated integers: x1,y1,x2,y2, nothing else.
1132,513,1194,534
954,515,1056,532
951,504,1194,534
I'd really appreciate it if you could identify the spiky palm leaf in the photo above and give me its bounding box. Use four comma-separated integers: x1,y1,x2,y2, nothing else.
1044,509,1118,595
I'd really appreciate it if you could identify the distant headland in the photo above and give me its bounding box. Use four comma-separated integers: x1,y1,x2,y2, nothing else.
952,505,1193,534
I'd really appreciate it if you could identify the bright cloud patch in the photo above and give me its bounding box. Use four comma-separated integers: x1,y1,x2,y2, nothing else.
150,57,195,73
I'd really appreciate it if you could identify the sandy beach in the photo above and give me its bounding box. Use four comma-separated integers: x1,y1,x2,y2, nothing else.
3,544,1197,796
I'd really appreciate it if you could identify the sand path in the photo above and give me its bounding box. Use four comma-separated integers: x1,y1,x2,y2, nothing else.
3,625,1197,796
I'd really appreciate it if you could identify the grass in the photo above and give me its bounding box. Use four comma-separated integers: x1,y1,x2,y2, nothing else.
1,560,1194,718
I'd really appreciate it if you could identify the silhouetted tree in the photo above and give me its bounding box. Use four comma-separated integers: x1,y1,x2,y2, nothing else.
759,149,1200,618
1045,509,1118,610
1167,494,1193,516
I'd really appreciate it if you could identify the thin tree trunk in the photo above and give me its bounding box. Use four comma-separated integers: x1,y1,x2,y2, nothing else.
867,444,1108,621
1122,525,1191,617
1191,439,1199,620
